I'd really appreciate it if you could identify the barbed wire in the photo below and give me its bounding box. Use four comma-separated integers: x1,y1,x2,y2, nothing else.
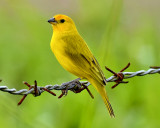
0,64,160,105
0,67,160,95
106,68,160,81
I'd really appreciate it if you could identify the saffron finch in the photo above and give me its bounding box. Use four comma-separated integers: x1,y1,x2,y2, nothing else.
48,14,115,117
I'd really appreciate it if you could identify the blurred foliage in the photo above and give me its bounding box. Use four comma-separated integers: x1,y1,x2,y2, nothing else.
0,0,160,128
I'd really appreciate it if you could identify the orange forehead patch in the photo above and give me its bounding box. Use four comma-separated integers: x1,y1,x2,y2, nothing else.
54,14,71,22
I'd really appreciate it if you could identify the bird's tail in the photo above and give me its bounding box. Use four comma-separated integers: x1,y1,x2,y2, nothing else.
88,78,115,117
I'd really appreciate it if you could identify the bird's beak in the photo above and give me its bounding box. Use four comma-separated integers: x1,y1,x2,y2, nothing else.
48,17,57,24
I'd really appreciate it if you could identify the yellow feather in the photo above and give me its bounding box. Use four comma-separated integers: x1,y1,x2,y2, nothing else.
88,78,115,117
48,14,115,117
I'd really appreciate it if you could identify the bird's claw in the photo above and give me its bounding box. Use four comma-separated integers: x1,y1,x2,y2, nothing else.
58,78,94,99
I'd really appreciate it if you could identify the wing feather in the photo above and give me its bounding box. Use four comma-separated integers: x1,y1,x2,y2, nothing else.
62,34,106,85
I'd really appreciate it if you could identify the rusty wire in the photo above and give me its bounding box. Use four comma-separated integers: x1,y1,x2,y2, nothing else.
0,64,160,105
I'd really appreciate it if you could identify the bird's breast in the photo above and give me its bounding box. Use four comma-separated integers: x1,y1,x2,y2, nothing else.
50,37,85,78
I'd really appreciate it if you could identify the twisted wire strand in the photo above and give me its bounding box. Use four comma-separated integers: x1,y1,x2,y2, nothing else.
106,68,160,82
0,68,160,96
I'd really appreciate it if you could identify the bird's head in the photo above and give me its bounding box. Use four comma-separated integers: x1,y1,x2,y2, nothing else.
48,14,77,32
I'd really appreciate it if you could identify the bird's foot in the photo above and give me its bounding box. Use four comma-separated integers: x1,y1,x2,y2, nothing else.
58,78,94,99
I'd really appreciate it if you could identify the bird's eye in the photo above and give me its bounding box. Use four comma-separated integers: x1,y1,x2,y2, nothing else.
60,19,65,23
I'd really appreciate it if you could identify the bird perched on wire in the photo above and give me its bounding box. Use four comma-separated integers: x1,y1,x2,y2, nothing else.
48,14,115,117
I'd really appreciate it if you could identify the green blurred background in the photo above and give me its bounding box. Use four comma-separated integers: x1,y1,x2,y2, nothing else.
0,0,160,128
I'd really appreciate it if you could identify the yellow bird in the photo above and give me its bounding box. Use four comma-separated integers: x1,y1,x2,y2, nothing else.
48,14,115,117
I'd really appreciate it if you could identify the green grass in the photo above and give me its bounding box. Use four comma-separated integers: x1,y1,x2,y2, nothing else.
0,0,160,128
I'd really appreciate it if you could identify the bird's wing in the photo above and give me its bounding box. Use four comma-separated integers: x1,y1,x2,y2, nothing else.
80,53,107,85
65,51,106,85
62,34,106,85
